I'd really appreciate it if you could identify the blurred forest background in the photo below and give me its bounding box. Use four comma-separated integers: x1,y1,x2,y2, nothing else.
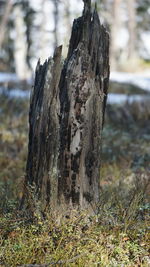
0,1,150,265
0,0,150,75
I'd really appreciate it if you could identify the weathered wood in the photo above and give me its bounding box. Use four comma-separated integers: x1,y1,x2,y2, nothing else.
24,0,109,215
25,46,62,212
58,0,109,212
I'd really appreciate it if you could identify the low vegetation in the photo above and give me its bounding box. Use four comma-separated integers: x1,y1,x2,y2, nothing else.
0,91,149,266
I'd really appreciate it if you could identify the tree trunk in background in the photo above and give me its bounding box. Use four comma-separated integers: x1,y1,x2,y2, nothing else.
14,5,31,80
24,0,109,216
63,0,72,55
53,0,59,49
110,0,121,70
64,0,71,33
39,0,49,62
0,0,13,50
127,0,137,61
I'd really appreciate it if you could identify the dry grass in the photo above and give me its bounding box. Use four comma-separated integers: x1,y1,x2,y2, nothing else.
0,92,149,266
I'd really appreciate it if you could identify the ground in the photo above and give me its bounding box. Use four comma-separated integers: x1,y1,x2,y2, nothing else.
0,83,149,266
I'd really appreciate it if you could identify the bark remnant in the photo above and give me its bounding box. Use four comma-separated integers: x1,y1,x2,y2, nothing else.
25,46,62,212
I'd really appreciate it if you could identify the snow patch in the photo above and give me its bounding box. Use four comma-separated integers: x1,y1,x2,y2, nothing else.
107,93,150,104
0,73,18,83
110,72,150,92
0,87,30,99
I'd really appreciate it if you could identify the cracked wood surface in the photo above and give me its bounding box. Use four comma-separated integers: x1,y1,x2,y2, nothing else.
24,0,109,214
58,1,109,212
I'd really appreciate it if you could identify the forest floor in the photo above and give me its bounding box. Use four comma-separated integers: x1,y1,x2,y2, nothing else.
0,88,150,266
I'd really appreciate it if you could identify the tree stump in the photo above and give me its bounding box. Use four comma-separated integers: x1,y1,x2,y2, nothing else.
24,0,109,215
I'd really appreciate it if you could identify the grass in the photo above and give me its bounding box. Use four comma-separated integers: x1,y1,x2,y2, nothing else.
0,189,149,266
0,91,150,266
0,94,28,212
